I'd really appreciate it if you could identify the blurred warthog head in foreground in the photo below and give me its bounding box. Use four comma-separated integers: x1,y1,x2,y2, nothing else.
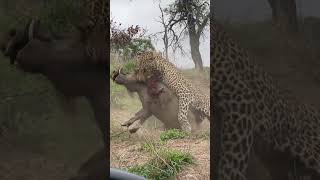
0,18,109,145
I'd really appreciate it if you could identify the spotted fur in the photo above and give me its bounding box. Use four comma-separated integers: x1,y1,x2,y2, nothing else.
212,20,320,179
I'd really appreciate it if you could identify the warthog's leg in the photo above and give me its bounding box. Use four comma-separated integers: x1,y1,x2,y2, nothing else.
86,95,108,146
121,109,151,127
122,109,152,133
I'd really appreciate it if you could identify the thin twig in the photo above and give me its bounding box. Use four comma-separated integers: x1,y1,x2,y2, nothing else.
111,129,128,138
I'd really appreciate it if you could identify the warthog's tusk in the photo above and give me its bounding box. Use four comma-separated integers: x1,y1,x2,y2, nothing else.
118,67,122,74
28,19,36,41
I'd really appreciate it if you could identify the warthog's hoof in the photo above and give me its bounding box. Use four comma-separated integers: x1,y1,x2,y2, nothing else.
129,127,140,133
121,121,133,127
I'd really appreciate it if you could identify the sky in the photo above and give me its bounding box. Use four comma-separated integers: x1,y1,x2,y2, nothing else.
110,0,210,69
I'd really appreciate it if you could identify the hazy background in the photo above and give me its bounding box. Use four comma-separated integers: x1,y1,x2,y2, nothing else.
215,0,320,22
111,0,210,69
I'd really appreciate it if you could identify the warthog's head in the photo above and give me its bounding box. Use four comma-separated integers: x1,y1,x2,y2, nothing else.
111,67,144,93
1,17,108,72
0,18,54,64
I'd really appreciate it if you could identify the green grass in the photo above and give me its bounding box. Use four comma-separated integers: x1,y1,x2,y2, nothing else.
126,133,194,180
140,140,165,153
128,148,193,180
160,129,190,142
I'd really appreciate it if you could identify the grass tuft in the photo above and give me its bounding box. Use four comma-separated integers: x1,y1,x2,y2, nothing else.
160,129,189,141
140,140,165,153
128,148,193,180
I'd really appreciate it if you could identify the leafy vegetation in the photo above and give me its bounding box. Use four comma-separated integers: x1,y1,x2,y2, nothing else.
122,59,137,74
122,38,155,60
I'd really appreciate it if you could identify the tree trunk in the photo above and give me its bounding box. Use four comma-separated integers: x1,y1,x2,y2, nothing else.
163,29,169,60
189,33,203,70
185,1,204,71
267,0,299,33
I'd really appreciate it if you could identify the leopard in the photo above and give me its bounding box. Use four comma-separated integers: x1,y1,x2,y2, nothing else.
133,51,210,132
211,19,320,180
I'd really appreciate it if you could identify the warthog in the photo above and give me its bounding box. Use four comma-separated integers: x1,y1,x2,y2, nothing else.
0,18,108,145
111,68,205,133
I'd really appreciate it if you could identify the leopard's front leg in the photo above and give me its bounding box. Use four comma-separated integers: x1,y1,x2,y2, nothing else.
177,96,192,132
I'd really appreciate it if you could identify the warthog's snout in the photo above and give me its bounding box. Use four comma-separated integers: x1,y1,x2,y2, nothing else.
111,69,119,81
111,67,138,85
112,72,127,84
111,67,128,84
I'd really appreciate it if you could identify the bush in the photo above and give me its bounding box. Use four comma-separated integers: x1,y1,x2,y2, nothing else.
122,60,136,74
